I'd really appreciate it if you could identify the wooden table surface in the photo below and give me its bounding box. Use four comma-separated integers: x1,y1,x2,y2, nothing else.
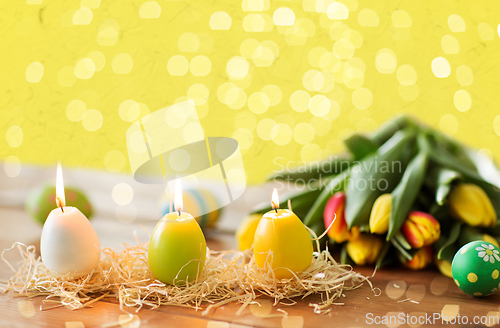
2,196,500,327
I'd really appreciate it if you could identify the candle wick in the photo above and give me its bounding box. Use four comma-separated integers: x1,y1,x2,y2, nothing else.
177,209,181,217
272,201,279,213
56,196,64,213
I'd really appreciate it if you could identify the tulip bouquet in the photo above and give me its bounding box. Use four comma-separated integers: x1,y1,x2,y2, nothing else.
242,115,500,277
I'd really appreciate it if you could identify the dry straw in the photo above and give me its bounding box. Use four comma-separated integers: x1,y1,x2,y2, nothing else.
1,231,377,317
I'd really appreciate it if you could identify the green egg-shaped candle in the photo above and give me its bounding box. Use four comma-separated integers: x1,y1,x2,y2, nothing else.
452,241,500,297
25,185,93,225
148,180,207,285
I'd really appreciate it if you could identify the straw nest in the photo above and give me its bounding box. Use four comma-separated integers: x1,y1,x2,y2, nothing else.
0,231,378,317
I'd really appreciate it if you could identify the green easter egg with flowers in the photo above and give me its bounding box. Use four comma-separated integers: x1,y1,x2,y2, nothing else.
452,241,500,297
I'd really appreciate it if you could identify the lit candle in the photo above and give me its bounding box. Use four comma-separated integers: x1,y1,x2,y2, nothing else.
148,179,207,285
253,189,313,279
40,164,101,277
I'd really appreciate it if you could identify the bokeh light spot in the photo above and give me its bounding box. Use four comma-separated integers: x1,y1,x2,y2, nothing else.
72,7,93,25
327,2,349,20
273,7,295,26
119,100,140,122
25,62,44,83
256,118,277,141
178,33,200,52
478,23,494,41
6,126,23,148
441,305,460,322
386,280,407,299
87,51,105,71
75,58,96,79
111,53,133,74
375,49,397,74
261,84,282,106
167,55,189,76
96,19,119,46
432,57,451,78
333,39,355,59
448,14,466,32
352,87,373,109
82,109,103,132
391,10,412,28
190,55,211,76
4,156,21,178
309,95,330,117
441,35,459,54
80,0,100,9
227,56,249,79
453,90,471,112
210,12,231,30
112,183,134,206
248,92,270,114
456,65,473,86
139,1,161,19
66,100,87,122
493,116,500,136
397,64,417,86
232,127,254,150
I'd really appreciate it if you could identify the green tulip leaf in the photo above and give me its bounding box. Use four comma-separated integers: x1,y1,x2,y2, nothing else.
375,242,392,269
426,166,462,206
266,155,352,183
371,115,416,146
394,231,412,250
387,151,429,240
343,134,379,161
390,237,413,261
345,129,416,228
436,221,462,260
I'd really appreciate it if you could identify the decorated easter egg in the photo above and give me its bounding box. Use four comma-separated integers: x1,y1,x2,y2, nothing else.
451,241,500,297
25,185,93,225
159,188,221,230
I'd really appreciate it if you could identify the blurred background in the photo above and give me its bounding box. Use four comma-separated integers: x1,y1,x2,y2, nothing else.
1,0,500,245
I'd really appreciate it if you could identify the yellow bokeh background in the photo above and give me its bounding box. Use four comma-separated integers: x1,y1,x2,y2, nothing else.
2,0,500,183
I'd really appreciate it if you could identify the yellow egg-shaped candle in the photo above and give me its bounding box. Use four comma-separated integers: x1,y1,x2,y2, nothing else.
253,189,313,279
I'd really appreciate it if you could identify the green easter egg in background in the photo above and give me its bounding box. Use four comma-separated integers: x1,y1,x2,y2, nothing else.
452,241,500,297
25,185,93,225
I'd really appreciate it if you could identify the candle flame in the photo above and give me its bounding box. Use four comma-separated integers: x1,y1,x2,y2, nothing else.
56,163,65,211
271,188,279,211
174,178,183,214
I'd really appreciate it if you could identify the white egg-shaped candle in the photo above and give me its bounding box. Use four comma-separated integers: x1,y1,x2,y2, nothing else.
40,164,101,277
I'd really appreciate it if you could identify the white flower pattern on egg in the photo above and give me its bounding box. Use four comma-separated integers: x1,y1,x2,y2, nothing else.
476,244,500,263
